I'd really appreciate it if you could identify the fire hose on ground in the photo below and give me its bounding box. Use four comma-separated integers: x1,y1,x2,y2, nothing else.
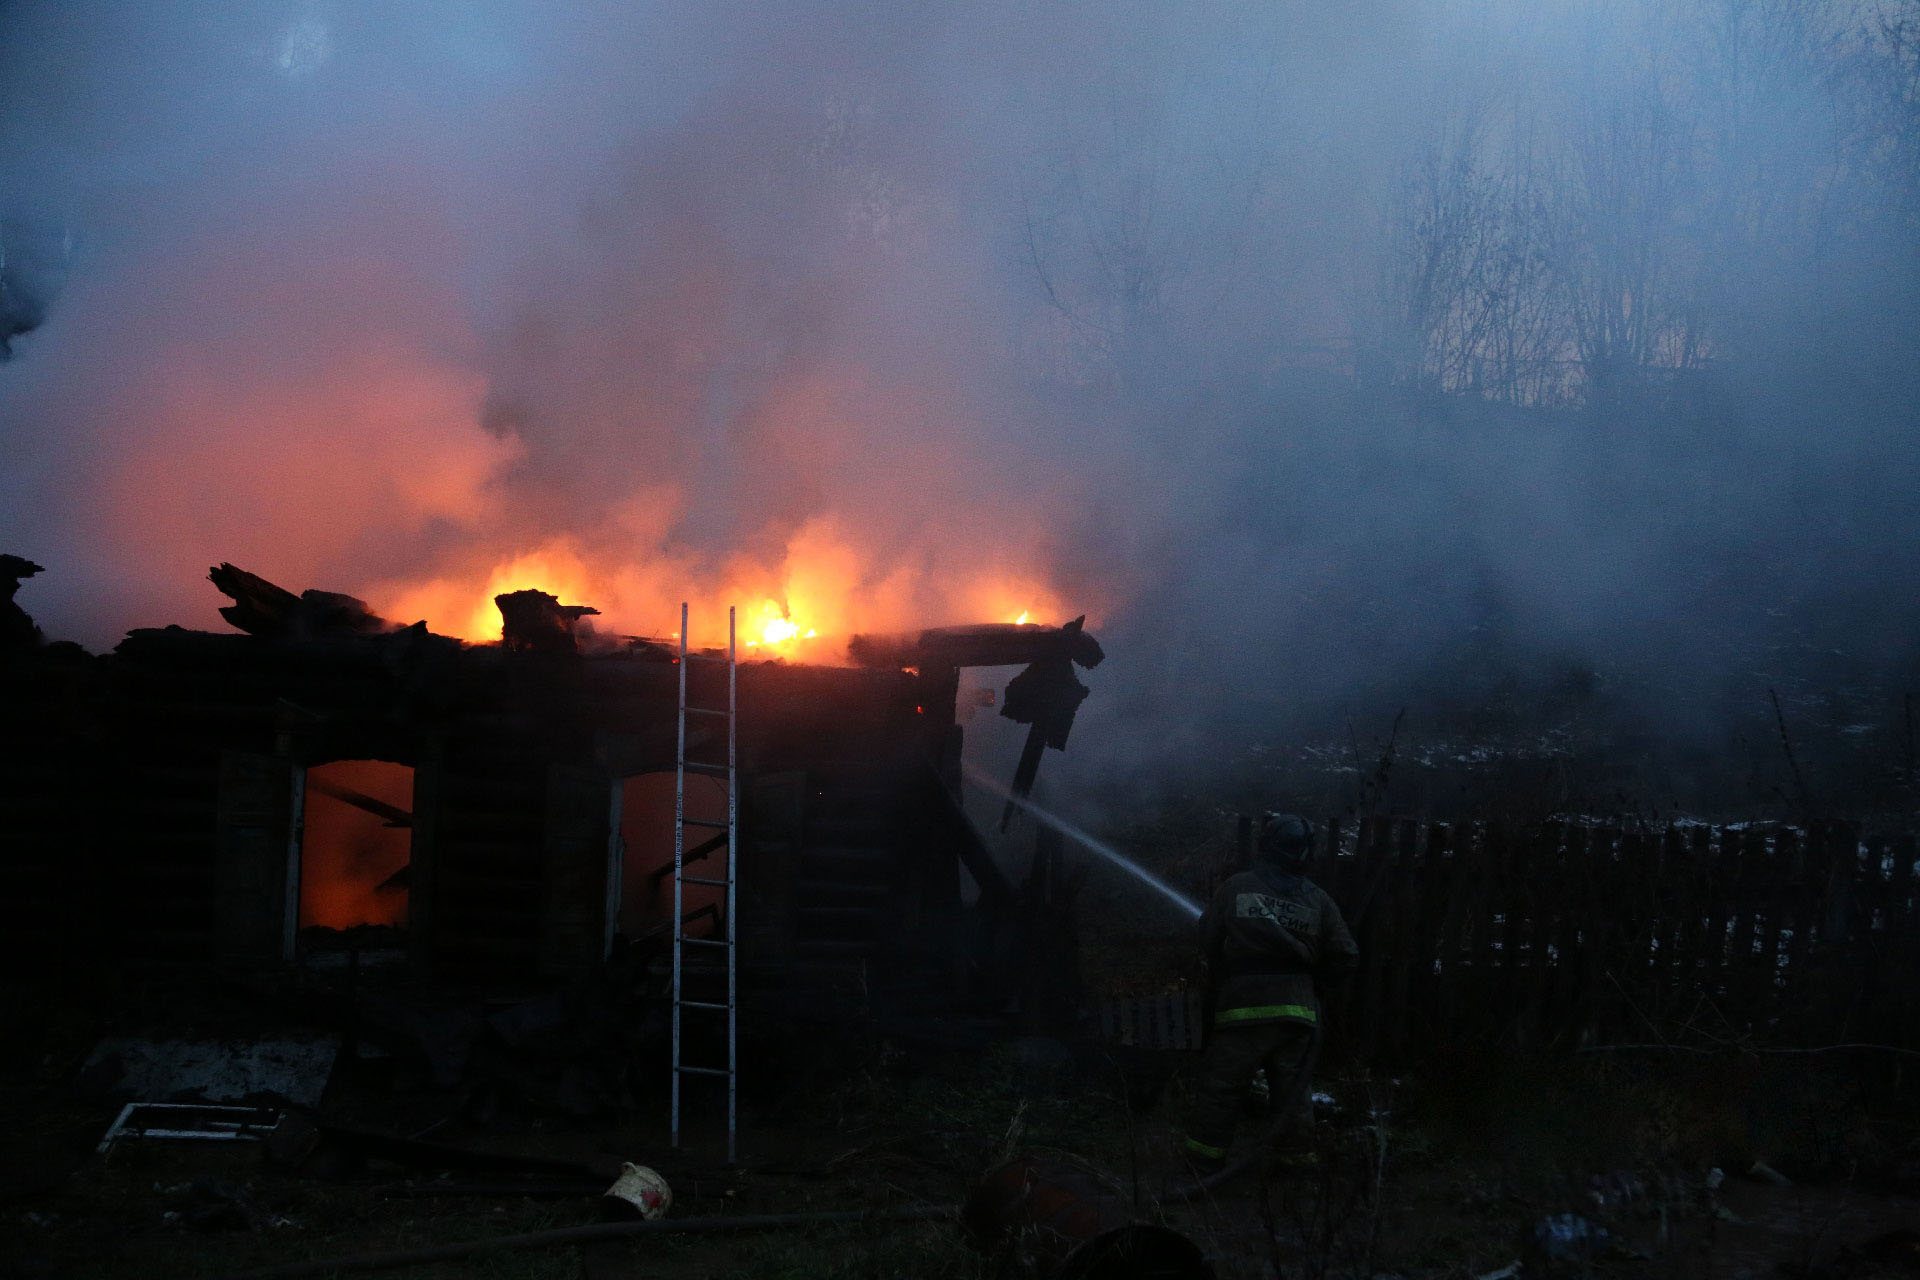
221,1205,958,1279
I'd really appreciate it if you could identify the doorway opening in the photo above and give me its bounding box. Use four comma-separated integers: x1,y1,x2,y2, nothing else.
618,771,727,938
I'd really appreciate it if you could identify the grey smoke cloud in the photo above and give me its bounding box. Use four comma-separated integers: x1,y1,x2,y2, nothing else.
2,1,1914,806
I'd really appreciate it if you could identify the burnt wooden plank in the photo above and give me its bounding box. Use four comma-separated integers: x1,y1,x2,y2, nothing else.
847,621,1104,672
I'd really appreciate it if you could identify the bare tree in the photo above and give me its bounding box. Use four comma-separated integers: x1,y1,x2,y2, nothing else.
1367,97,1574,406
1552,60,1695,400
1366,0,1894,412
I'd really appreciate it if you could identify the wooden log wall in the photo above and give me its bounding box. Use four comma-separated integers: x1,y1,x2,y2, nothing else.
1316,816,1920,1064
0,652,104,977
106,633,285,968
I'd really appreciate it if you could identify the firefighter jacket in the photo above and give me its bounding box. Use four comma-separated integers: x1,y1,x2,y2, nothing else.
1198,864,1359,1028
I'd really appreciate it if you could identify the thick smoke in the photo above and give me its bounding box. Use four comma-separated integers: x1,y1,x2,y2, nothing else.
2,1,1916,808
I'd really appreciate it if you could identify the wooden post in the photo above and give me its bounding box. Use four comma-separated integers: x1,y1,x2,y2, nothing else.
1726,826,1765,1026
1549,823,1593,1036
1588,825,1637,1042
1680,824,1715,1012
1529,822,1558,1033
1712,825,1758,1013
1353,818,1391,1060
1489,820,1524,1040
1379,819,1420,1060
1760,824,1801,1024
1426,822,1462,1041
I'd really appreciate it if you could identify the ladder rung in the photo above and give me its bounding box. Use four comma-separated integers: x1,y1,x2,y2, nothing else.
681,937,733,949
682,817,730,829
674,1064,731,1077
682,761,730,778
682,653,733,664
683,706,730,718
679,998,732,1011
681,875,729,887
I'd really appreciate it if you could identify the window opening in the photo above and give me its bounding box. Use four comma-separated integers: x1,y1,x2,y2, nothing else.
299,759,413,943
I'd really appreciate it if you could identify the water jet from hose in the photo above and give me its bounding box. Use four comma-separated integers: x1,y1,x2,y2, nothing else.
962,764,1202,920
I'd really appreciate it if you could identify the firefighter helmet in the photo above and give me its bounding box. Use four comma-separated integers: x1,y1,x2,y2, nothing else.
1259,812,1314,868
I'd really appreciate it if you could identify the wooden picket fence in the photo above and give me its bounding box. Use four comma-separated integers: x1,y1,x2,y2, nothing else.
1311,817,1920,1064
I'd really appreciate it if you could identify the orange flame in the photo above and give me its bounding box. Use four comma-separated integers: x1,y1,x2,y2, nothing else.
742,600,818,653
365,517,1083,661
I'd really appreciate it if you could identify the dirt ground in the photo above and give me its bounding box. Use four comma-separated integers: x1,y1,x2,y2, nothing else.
5,813,1918,1280
4,967,1918,1280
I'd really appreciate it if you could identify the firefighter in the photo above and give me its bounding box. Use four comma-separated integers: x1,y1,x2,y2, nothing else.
1180,812,1358,1172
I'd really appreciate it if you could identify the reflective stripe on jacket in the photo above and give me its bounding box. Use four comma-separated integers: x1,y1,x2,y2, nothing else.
1213,970,1318,1026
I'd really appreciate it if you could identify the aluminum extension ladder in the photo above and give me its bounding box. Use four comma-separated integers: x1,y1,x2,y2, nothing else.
671,602,738,1163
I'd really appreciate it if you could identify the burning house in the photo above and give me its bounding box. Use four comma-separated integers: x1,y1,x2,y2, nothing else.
0,559,1102,1016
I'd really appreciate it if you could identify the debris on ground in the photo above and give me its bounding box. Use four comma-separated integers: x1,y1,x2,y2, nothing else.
79,1036,340,1109
97,1102,284,1154
1526,1212,1616,1268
